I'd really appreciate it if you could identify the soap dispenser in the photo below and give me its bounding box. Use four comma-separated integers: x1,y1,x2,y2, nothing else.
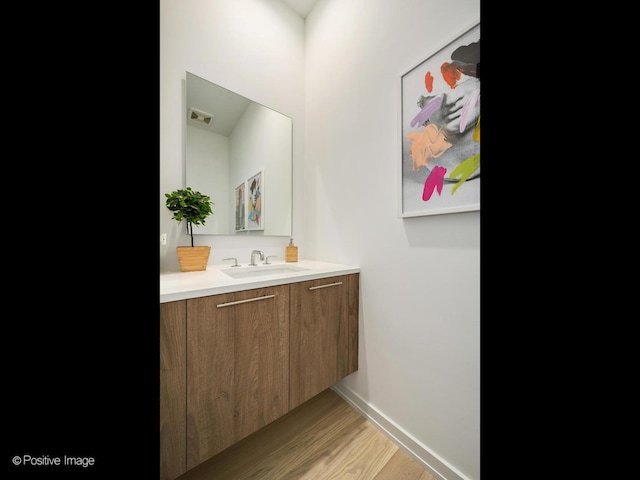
285,238,298,262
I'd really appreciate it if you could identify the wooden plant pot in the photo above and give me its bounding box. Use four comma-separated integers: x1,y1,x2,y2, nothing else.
176,246,211,272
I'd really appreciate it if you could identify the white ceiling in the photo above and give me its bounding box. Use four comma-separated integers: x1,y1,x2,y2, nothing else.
279,0,319,18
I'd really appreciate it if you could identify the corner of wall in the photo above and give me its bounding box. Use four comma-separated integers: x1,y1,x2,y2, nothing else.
331,384,470,480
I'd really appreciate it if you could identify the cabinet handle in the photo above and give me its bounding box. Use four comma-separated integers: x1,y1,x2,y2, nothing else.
308,281,343,290
217,294,276,308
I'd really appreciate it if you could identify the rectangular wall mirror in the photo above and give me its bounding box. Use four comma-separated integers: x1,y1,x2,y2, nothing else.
185,71,293,236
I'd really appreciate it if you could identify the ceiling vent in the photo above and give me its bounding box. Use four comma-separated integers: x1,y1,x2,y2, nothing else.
188,107,214,126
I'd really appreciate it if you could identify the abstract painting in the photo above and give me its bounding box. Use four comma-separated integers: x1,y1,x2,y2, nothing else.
246,171,263,231
400,21,480,217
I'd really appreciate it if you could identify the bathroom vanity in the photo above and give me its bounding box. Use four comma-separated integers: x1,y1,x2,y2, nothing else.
160,260,360,480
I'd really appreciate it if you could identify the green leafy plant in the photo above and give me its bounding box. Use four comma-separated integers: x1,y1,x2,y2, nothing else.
165,187,214,247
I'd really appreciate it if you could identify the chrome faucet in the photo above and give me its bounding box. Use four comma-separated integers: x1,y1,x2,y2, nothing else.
222,257,240,267
249,250,264,266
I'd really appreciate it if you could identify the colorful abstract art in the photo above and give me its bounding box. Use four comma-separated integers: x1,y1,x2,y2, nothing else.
247,171,263,231
400,21,480,217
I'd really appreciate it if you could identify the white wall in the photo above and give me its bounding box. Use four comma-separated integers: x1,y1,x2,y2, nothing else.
160,0,479,479
305,1,479,479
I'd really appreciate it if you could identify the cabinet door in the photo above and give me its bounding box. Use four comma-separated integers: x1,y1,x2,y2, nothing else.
160,301,187,480
290,275,353,410
186,285,289,469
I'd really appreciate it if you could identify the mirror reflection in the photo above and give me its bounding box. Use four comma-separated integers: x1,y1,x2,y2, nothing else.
185,71,292,236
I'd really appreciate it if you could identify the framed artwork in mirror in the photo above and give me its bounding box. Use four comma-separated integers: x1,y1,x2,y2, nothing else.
399,20,480,217
246,171,264,231
235,182,246,232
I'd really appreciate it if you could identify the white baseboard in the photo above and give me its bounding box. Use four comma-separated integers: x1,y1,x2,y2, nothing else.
331,384,469,480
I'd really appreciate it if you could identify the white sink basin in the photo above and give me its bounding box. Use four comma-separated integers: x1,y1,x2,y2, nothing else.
221,264,310,279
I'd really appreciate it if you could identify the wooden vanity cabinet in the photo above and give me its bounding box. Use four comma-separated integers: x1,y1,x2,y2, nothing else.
160,273,359,480
186,285,290,469
289,274,359,410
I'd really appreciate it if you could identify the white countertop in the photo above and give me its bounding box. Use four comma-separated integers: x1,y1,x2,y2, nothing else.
160,259,360,303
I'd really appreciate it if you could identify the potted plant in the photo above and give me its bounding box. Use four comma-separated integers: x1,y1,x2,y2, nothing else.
165,187,214,271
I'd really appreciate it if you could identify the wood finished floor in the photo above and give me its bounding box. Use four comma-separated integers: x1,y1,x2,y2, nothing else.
177,388,435,480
